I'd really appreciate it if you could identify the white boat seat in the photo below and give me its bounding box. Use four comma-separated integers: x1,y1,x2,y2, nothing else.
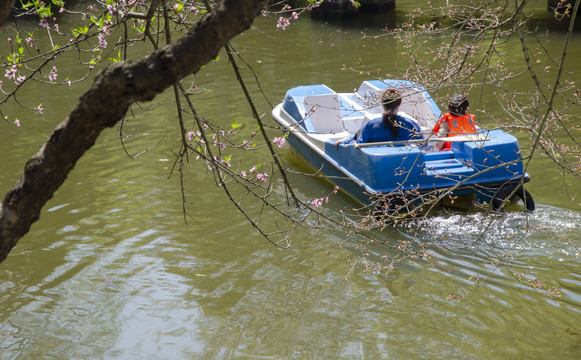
303,94,345,134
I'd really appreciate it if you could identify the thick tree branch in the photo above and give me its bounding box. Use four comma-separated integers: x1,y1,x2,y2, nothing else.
0,0,269,263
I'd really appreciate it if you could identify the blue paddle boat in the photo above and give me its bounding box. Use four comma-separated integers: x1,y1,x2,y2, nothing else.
272,79,534,214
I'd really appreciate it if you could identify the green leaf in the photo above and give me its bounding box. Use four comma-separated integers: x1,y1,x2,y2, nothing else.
231,119,242,129
20,1,33,10
108,50,122,62
73,26,89,37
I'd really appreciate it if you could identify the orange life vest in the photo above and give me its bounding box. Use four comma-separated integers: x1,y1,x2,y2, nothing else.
432,113,476,150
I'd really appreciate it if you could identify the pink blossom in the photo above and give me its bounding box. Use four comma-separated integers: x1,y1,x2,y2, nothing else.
291,12,298,20
312,198,323,208
48,66,57,82
7,38,11,43
59,7,66,13
272,136,286,148
16,75,25,84
13,120,20,127
256,173,268,183
98,33,107,48
277,17,290,30
88,5,93,10
67,80,71,86
249,166,257,173
36,105,43,114
333,186,339,194
39,19,49,28
5,67,16,80
187,131,194,141
312,197,329,208
240,171,247,179
26,37,35,47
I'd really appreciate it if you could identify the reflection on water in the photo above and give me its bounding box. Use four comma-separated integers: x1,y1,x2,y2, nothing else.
1,4,581,360
1,191,580,358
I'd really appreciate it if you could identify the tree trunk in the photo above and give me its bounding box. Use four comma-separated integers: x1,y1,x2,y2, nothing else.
0,0,15,25
0,0,269,263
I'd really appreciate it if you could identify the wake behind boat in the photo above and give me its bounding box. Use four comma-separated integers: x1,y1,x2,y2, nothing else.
272,79,534,214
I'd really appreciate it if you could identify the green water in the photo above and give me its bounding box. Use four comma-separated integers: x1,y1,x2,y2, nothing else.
1,2,580,359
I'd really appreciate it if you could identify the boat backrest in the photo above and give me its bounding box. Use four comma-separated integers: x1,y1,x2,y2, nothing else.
356,82,440,132
399,88,439,131
356,81,383,103
303,94,345,133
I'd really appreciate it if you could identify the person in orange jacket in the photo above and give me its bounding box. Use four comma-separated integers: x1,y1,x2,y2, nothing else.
432,94,476,151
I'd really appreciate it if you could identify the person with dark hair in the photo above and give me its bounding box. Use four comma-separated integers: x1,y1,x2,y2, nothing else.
432,94,477,151
335,87,423,148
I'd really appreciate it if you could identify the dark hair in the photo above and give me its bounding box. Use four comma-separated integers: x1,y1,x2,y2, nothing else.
381,88,402,137
448,94,469,116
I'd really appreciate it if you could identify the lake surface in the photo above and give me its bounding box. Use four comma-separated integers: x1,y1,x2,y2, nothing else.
1,2,580,359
